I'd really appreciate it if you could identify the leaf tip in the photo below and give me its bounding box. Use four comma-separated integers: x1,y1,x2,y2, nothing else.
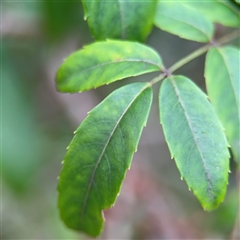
61,160,64,165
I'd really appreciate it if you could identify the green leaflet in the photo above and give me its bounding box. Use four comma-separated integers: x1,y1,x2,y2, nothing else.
159,76,229,211
185,0,240,28
154,1,214,42
205,47,240,164
82,0,157,41
56,40,162,93
58,82,153,237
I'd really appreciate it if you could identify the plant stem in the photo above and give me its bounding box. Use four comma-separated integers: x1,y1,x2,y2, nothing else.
170,29,240,73
149,73,167,86
169,43,211,73
217,29,240,45
150,29,240,86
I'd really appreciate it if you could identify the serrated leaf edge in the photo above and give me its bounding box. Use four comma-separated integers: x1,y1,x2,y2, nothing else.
167,77,214,199
79,83,152,217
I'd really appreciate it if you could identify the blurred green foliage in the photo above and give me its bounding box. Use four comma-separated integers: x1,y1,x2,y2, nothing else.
42,1,83,41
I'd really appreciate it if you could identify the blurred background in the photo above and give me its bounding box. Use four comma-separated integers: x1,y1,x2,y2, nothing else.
1,1,239,239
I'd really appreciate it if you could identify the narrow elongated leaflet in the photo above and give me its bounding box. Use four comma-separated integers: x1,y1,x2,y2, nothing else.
159,76,229,211
154,1,214,42
82,0,157,41
185,0,240,28
58,82,153,237
205,47,240,164
56,40,162,93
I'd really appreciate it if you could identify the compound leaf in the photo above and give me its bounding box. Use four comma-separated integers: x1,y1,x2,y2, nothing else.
154,1,214,42
56,40,162,93
159,76,229,211
205,47,240,164
185,0,240,28
82,0,157,41
58,82,153,237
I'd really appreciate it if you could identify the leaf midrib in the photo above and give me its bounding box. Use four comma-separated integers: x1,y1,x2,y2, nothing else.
81,83,150,215
158,7,210,41
65,59,161,84
217,48,240,122
169,77,214,199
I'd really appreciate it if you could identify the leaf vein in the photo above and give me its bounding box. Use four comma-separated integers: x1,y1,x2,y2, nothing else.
66,59,161,83
169,77,214,199
81,84,150,215
217,49,240,122
159,11,209,41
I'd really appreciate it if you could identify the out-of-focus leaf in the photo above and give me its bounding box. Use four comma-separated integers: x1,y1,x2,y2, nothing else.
154,1,214,42
56,40,162,93
1,49,47,191
82,0,157,41
58,82,152,237
185,0,240,28
42,1,83,40
234,0,240,5
205,47,240,164
159,76,229,211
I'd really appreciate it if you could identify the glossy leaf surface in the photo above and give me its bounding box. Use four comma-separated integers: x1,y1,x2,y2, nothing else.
154,1,214,42
205,47,240,164
82,0,157,41
185,0,240,28
159,76,229,211
56,40,162,93
58,82,153,237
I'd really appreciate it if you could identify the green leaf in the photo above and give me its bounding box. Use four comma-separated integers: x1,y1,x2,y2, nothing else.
184,0,240,28
154,1,214,42
82,0,157,41
159,76,229,211
56,40,162,93
205,47,240,164
58,82,153,237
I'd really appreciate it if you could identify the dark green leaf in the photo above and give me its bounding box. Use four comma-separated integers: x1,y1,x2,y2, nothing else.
185,0,240,28
154,1,214,42
58,82,153,236
205,47,240,164
56,40,162,93
234,0,240,5
82,0,157,41
42,1,83,41
159,76,229,211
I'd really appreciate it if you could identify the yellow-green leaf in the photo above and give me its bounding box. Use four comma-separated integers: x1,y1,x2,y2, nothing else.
56,40,162,93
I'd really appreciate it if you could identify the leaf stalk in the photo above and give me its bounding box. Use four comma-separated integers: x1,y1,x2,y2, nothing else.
150,30,240,86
